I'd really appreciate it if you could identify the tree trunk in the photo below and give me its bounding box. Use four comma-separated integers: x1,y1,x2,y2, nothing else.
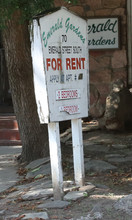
2,10,49,162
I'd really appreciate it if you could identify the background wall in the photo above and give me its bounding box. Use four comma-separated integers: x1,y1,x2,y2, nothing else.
54,0,127,118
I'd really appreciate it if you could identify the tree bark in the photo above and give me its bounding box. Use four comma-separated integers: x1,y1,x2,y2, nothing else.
2,10,49,162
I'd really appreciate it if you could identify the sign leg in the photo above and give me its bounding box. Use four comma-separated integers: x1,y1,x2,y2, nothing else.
48,122,63,200
71,118,85,186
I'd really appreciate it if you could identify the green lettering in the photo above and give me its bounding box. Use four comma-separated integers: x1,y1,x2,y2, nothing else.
52,26,55,32
92,39,96,45
75,27,79,34
42,18,63,48
65,17,70,33
65,17,85,43
60,19,63,28
82,38,85,43
72,25,75,31
109,20,117,33
105,39,111,45
88,40,92,45
47,31,51,40
101,39,106,45
88,24,96,34
104,19,110,31
42,32,47,48
97,23,104,32
111,37,116,44
77,31,81,37
96,37,103,45
70,23,73,30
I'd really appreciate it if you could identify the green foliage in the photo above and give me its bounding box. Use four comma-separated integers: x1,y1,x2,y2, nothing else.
0,0,78,28
0,0,54,28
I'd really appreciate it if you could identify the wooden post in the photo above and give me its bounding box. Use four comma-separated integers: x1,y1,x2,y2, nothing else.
71,118,85,186
48,122,63,200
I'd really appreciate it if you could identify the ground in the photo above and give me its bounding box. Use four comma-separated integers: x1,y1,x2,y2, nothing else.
0,123,132,220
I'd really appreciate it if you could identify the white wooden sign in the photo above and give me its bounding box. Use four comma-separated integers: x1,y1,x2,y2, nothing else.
31,7,88,200
31,7,89,123
87,17,120,49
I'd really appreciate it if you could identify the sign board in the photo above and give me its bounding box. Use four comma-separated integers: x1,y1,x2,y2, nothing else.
31,8,87,200
87,17,120,50
31,7,89,123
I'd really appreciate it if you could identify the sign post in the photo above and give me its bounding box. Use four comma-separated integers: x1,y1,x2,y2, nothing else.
72,118,84,186
48,122,63,200
31,7,89,200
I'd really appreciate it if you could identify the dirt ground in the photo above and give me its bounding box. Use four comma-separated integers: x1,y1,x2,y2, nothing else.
0,129,132,220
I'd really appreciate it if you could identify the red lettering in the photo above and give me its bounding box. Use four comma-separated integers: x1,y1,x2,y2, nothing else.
71,58,76,70
66,58,71,70
63,91,66,99
51,58,56,70
76,58,81,69
67,90,70,97
81,57,85,69
66,57,85,70
61,91,64,99
46,58,62,71
57,58,62,70
46,58,51,71
47,58,85,71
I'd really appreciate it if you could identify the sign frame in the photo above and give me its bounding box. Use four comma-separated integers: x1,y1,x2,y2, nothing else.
87,16,121,50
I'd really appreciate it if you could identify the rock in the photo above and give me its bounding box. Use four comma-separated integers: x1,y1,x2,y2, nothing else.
0,210,5,216
79,184,96,193
112,79,125,92
81,202,104,220
26,163,51,178
89,84,105,118
30,179,52,190
26,157,50,170
104,79,132,130
63,180,74,188
63,180,80,192
21,188,53,200
95,184,109,189
17,178,52,191
64,186,80,193
125,156,132,163
6,190,23,200
105,154,124,159
84,158,91,163
22,212,49,219
107,157,126,164
90,100,105,118
7,213,49,220
84,144,110,153
126,150,132,157
107,156,132,165
114,194,132,216
64,191,88,201
86,212,103,220
112,144,128,149
38,200,71,209
6,214,19,219
85,159,117,172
